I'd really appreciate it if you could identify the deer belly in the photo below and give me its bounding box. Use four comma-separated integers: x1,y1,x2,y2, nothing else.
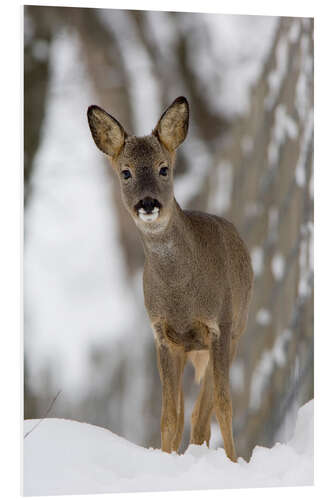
165,321,209,352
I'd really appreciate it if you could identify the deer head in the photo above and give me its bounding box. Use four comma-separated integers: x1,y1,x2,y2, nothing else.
87,97,189,231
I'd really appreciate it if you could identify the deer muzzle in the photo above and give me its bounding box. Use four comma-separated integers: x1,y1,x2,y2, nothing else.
135,197,162,223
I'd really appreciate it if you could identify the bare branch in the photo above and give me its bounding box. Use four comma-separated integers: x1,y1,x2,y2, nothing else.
24,390,62,439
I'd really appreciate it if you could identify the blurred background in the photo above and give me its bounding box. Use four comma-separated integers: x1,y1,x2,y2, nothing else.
24,6,313,460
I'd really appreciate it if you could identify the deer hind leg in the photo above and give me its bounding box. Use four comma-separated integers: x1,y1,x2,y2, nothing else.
154,325,185,453
190,361,214,446
210,323,237,462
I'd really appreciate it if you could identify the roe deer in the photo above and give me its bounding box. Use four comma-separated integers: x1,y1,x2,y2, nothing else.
87,97,253,462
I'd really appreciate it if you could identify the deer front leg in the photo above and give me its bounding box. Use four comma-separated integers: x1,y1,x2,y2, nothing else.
174,386,184,452
154,323,185,453
209,323,237,462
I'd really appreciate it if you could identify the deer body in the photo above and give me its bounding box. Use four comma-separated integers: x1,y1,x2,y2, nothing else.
88,97,253,462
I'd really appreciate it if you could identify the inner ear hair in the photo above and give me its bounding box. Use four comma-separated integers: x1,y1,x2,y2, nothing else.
154,96,189,152
87,105,127,158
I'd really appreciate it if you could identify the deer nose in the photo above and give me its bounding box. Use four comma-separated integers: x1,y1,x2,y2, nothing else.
140,197,160,213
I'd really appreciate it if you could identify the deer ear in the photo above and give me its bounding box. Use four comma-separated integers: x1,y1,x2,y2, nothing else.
87,105,126,158
153,96,189,151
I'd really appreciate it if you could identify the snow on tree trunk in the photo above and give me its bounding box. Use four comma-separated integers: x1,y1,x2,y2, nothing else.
218,17,314,458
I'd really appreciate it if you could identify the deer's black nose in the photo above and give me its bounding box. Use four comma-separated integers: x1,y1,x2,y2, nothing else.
138,197,161,213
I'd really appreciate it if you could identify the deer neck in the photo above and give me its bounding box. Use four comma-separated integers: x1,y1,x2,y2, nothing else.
139,199,192,271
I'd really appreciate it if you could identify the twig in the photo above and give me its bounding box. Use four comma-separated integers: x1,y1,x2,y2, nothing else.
24,390,62,439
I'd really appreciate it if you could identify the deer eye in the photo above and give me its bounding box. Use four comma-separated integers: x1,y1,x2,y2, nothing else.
121,169,132,180
159,166,168,177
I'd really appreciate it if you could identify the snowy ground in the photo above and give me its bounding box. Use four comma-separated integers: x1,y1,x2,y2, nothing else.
23,400,313,496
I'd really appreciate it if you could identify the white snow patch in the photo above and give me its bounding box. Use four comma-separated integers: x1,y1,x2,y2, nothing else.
289,20,301,44
267,206,279,243
295,30,313,187
271,252,285,280
250,329,292,411
23,400,313,496
309,170,314,199
296,33,313,121
268,104,298,169
207,160,233,215
174,137,212,207
256,308,272,326
298,238,311,297
295,109,313,187
265,36,289,110
251,246,264,277
264,21,301,111
308,222,314,272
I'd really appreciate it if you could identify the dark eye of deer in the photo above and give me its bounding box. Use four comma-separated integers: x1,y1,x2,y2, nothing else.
121,169,132,180
159,166,168,177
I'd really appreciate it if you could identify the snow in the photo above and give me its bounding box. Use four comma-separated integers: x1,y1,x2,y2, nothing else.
268,104,298,169
265,37,289,111
271,252,285,280
256,308,272,326
298,238,311,297
23,400,313,496
267,206,279,243
296,32,313,121
289,19,301,44
295,109,314,187
251,246,264,276
144,10,179,61
250,329,292,411
174,137,212,207
184,14,278,117
264,20,301,111
100,10,162,135
207,160,233,215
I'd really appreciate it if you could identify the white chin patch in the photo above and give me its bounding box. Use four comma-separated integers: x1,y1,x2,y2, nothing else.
138,207,159,223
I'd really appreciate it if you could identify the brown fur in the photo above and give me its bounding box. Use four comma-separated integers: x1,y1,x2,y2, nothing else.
87,97,254,461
